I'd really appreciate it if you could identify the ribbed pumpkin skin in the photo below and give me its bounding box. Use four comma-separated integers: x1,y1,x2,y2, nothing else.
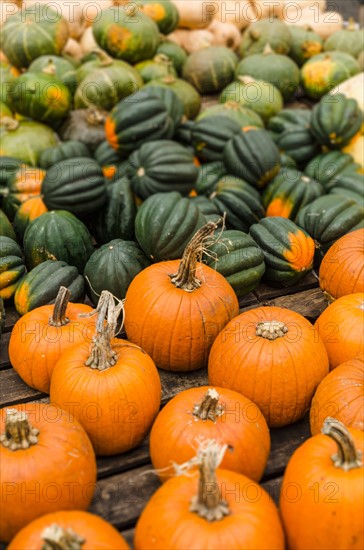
92,7,160,64
41,157,107,216
324,26,364,58
9,72,71,123
195,161,227,196
220,79,283,123
305,150,361,185
326,172,363,205
139,0,179,34
182,47,238,94
105,90,174,155
156,41,187,75
0,6,69,69
319,229,364,300
91,177,136,245
197,102,264,128
134,469,285,550
0,236,26,301
262,169,324,221
28,55,78,93
23,211,94,273
204,230,265,297
0,121,58,166
135,192,206,262
145,76,201,120
135,55,177,83
314,293,364,370
13,196,48,242
124,261,239,372
311,94,363,149
240,18,292,57
209,177,265,232
0,210,16,240
142,85,184,131
14,260,85,316
310,358,364,435
296,196,364,257
7,511,130,550
39,141,91,169
288,26,323,66
1,165,45,221
223,128,281,188
249,217,315,287
0,62,20,104
94,140,120,169
84,240,150,305
208,306,329,427
191,116,241,163
127,140,198,199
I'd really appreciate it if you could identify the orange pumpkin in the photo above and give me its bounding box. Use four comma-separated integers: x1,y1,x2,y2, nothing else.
319,228,364,301
7,510,130,549
9,286,96,394
124,222,239,371
280,418,364,549
314,292,364,370
150,386,270,482
208,306,329,427
0,403,97,543
135,439,285,550
50,291,161,455
310,358,364,435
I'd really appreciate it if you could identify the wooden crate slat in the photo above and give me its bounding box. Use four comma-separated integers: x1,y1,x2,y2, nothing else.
0,332,11,369
3,308,20,332
0,369,46,407
266,287,327,321
253,272,319,301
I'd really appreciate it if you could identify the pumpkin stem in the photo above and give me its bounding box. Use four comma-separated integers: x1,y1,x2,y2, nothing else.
41,524,85,550
322,417,362,471
49,286,71,327
0,408,39,451
85,291,124,371
193,389,224,422
263,43,274,55
237,75,256,85
161,74,177,85
190,440,230,522
170,220,222,292
0,116,19,131
154,53,172,66
91,48,113,66
347,17,357,31
256,320,288,340
42,59,57,76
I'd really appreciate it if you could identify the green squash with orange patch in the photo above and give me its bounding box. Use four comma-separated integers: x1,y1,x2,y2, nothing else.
138,0,179,34
0,119,58,166
13,197,48,242
262,169,324,222
92,6,160,64
0,236,26,301
249,217,315,287
1,165,46,221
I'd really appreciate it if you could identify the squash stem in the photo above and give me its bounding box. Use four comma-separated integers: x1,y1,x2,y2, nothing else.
0,117,19,131
41,524,85,550
49,286,71,327
322,417,362,471
256,320,288,340
42,59,57,76
193,389,224,422
0,408,39,451
170,221,221,292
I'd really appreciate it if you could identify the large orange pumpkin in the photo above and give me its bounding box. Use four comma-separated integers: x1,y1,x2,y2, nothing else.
7,510,130,549
208,306,329,427
319,228,364,301
9,286,96,393
310,358,364,435
280,418,364,549
134,440,285,550
0,403,97,543
50,291,161,455
124,222,239,371
314,292,364,370
150,386,270,482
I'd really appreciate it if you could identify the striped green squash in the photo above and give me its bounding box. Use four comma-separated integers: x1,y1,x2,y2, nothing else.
182,47,238,94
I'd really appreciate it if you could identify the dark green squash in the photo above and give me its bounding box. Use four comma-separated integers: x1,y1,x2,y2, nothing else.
188,196,220,223
311,93,363,149
288,26,323,66
203,230,265,297
91,177,136,245
0,5,69,69
249,217,315,287
1,165,45,221
28,55,78,94
156,41,187,75
209,176,265,232
196,102,264,129
23,210,94,273
84,239,151,305
174,120,195,149
304,151,361,185
135,191,206,262
137,0,179,34
94,140,120,168
127,140,198,199
192,116,242,163
145,75,201,119
41,157,107,216
195,161,227,196
262,168,324,221
240,19,292,57
14,260,85,316
0,118,58,166
135,54,177,83
280,153,296,168
324,20,364,58
182,46,238,94
223,127,281,188
0,209,16,240
141,85,184,132
39,141,92,169
0,296,5,336
326,173,363,206
0,236,26,301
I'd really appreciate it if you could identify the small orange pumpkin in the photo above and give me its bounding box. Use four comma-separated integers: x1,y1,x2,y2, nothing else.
208,306,329,427
150,386,270,482
319,228,364,301
314,292,364,370
0,403,97,543
310,358,364,435
280,418,364,549
7,510,130,549
9,286,96,394
50,291,161,455
124,221,239,371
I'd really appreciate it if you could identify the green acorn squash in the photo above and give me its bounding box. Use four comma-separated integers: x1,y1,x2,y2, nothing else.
240,18,292,57
0,236,26,301
0,210,16,240
182,46,238,94
13,196,48,243
28,55,78,94
324,20,364,59
192,116,242,163
1,165,45,221
39,141,92,170
138,0,179,34
135,54,177,83
304,151,361,185
145,75,201,119
196,102,264,128
288,26,323,66
0,118,58,166
195,162,227,196
156,41,187,75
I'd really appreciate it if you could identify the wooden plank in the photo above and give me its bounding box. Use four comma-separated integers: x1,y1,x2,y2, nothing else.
120,529,135,548
0,369,46,407
253,272,319,301
266,287,327,322
159,368,208,404
238,292,260,308
0,332,11,369
3,308,20,332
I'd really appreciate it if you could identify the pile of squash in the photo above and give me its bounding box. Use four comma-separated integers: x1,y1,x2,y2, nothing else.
0,2,364,548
